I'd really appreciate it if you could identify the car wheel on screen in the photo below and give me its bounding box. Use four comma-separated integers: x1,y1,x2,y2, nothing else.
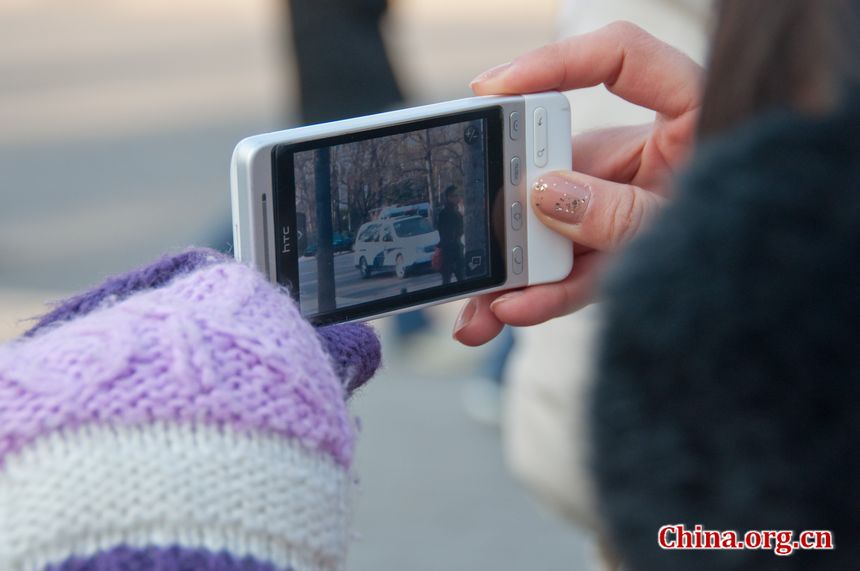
359,257,371,279
395,254,407,279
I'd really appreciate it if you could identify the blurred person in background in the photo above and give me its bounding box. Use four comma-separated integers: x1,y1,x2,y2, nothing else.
436,184,465,285
460,0,859,568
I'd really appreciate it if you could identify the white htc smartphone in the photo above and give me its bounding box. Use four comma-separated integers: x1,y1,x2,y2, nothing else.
231,91,572,326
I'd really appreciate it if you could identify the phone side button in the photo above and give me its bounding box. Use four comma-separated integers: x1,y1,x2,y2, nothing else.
512,246,524,275
509,111,521,140
511,201,523,231
510,156,521,186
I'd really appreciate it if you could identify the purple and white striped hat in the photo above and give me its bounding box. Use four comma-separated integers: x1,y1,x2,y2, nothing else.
0,249,381,571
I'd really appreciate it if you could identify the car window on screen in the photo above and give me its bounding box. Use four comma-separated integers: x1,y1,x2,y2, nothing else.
394,217,433,237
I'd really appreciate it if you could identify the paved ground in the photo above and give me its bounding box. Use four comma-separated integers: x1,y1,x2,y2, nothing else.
0,1,591,569
349,355,589,570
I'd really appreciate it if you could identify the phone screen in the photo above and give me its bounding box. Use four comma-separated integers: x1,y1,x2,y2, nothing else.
272,107,506,325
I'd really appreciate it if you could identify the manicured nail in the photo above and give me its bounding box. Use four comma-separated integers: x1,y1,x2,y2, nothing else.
469,61,512,86
453,298,477,337
490,291,524,313
533,173,591,224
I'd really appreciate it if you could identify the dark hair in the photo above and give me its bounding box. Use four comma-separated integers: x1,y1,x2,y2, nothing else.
444,185,458,197
698,0,859,137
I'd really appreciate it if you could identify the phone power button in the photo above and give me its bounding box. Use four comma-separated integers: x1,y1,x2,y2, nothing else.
534,107,548,167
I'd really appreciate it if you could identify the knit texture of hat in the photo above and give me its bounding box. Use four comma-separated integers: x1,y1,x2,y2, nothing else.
0,248,381,571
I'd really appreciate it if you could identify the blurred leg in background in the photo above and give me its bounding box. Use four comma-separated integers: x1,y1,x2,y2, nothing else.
462,325,515,425
287,0,402,123
216,0,404,251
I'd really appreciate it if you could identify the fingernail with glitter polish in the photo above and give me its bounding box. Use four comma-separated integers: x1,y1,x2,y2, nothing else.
532,173,591,225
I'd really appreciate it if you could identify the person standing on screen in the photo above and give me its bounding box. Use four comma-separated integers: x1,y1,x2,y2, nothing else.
437,185,465,284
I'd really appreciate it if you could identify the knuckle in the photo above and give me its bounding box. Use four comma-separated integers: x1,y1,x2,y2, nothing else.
606,20,647,41
549,41,569,85
606,20,660,54
605,186,645,248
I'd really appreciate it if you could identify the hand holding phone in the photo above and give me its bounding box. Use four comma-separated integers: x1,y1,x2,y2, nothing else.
454,22,703,345
231,92,573,325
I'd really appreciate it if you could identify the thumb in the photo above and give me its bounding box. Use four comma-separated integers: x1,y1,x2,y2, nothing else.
317,323,381,398
532,171,665,251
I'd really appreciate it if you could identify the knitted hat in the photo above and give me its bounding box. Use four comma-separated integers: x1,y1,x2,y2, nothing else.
0,249,381,571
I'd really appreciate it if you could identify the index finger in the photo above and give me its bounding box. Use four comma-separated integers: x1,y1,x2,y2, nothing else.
471,21,702,118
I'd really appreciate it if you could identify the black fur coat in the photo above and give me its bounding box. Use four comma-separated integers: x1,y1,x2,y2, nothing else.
592,93,860,570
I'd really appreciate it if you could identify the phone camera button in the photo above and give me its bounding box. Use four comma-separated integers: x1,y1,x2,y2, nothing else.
509,111,521,140
510,156,521,186
512,246,524,275
511,201,523,231
534,107,548,167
